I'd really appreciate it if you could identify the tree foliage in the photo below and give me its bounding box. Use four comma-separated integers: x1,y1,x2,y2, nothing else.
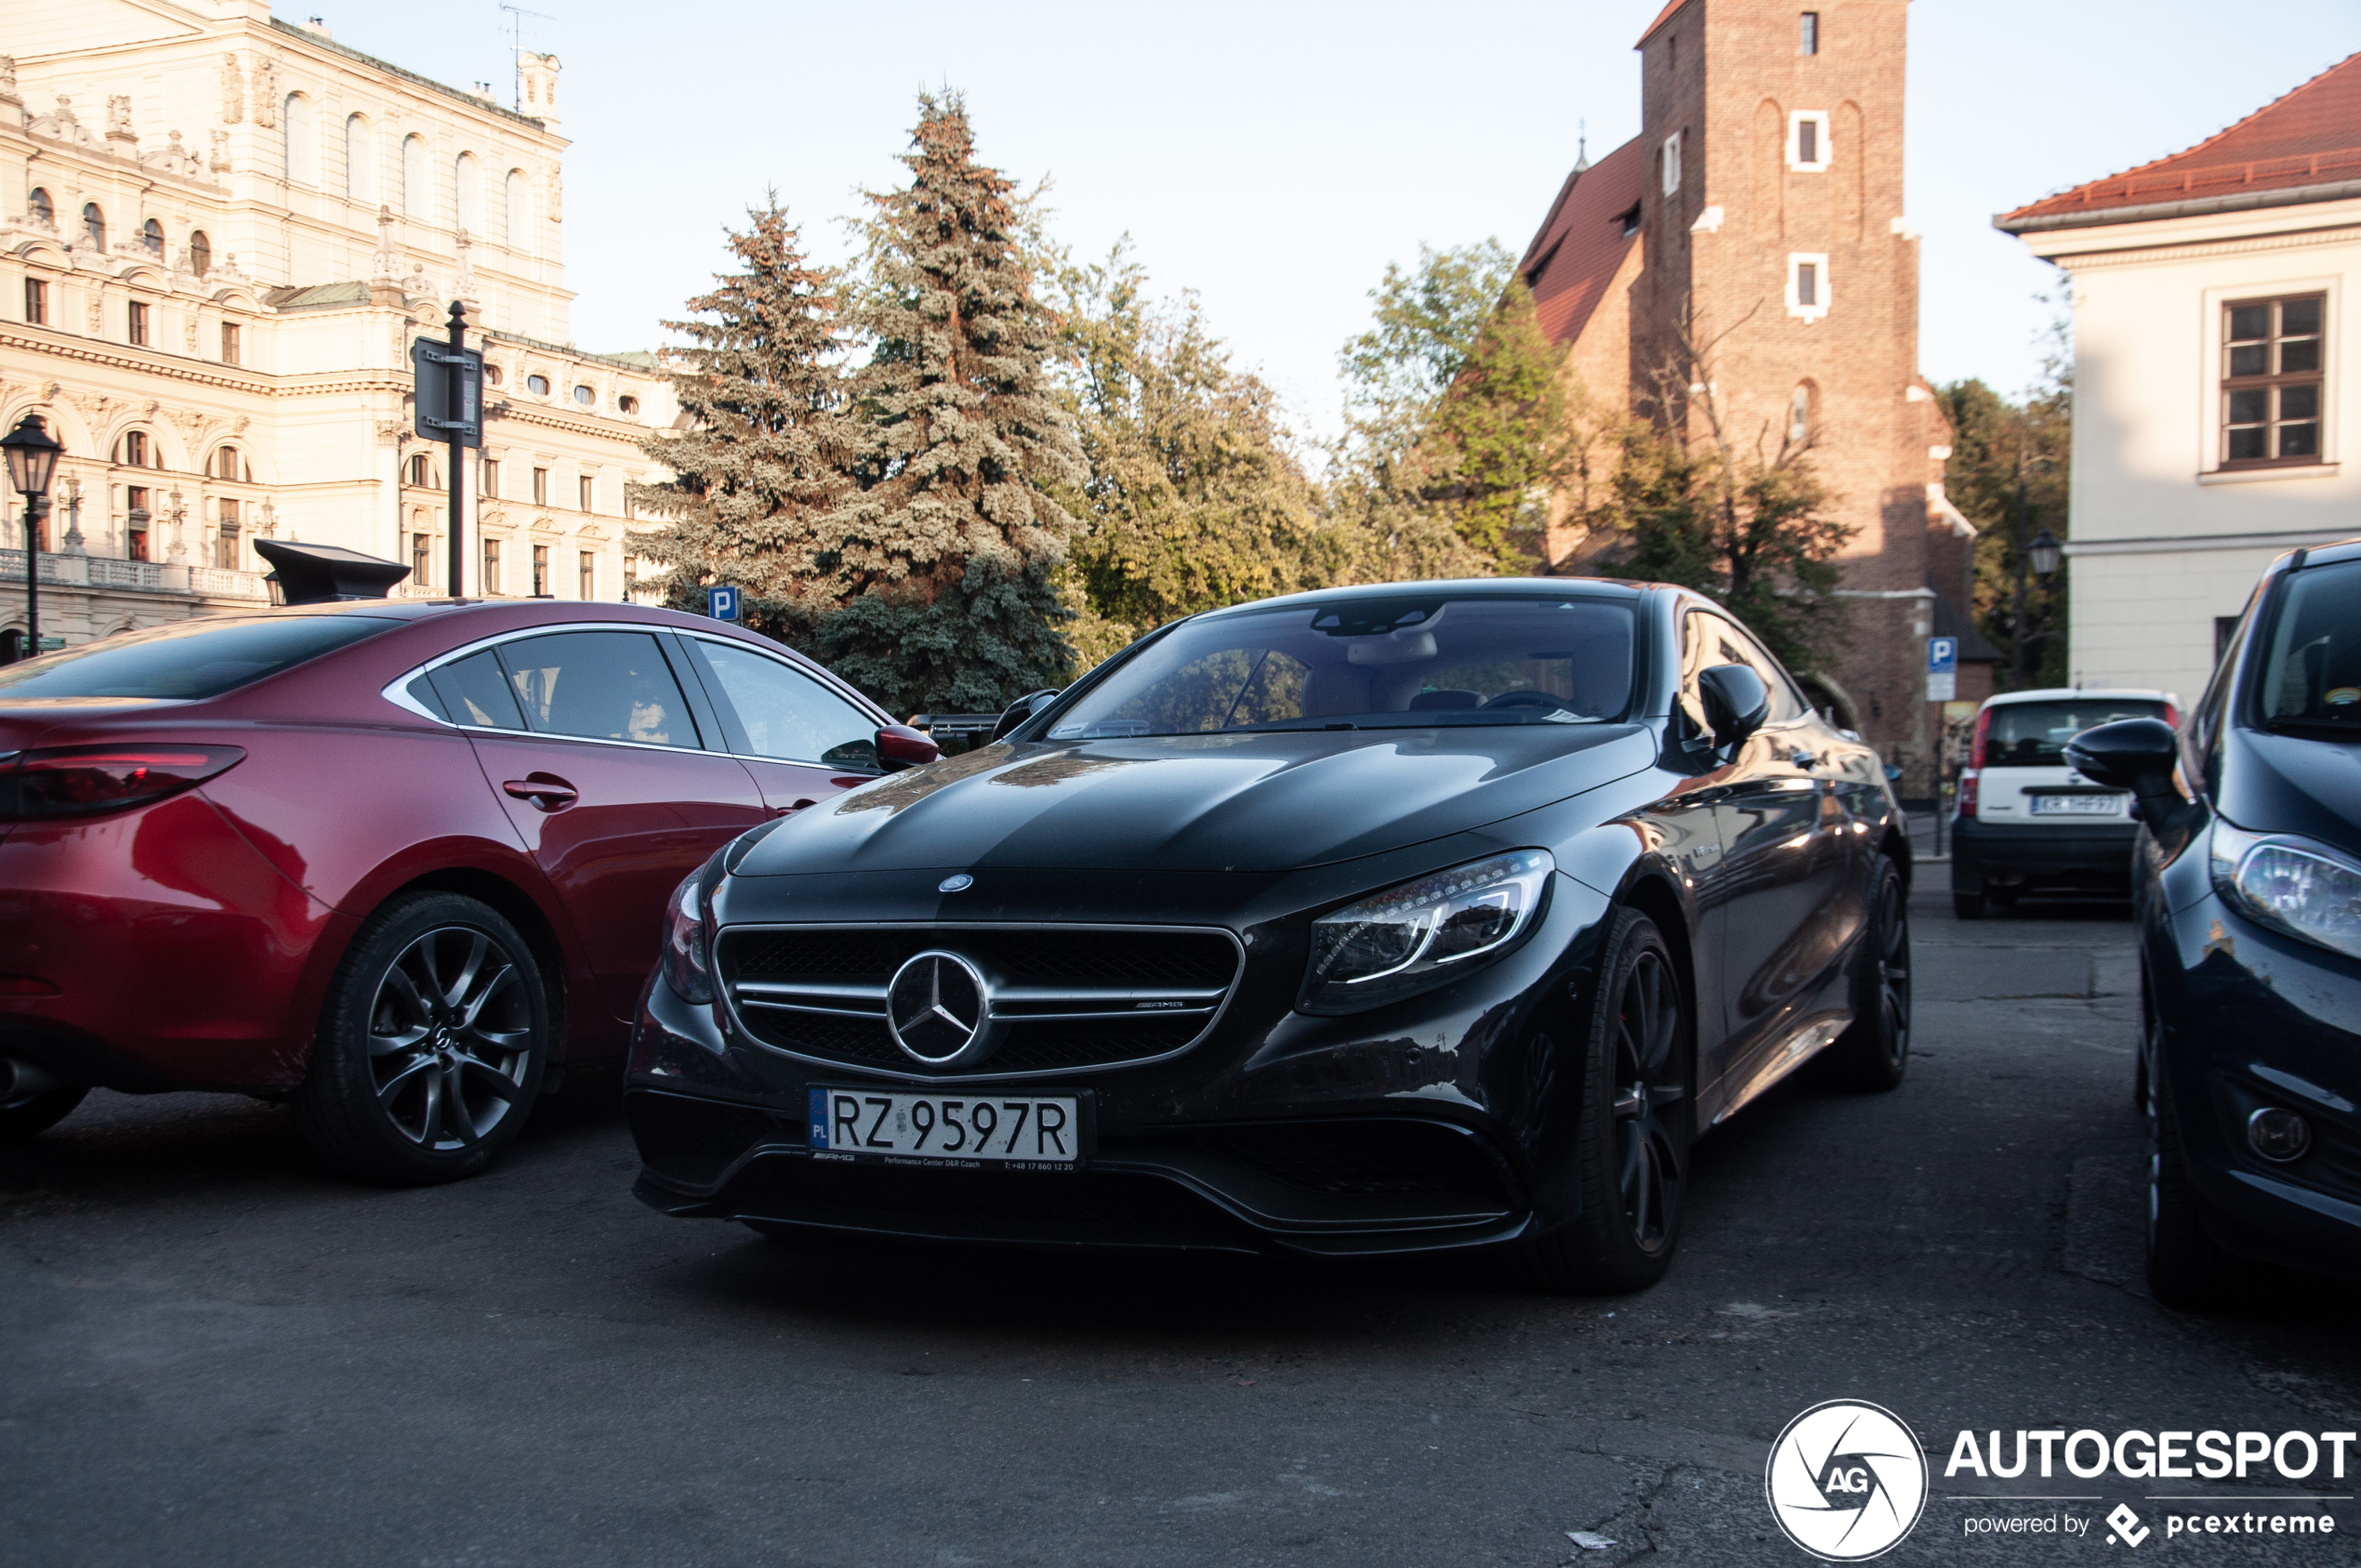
630,200,850,637
809,92,1088,717
1937,314,2072,690
1053,243,1339,646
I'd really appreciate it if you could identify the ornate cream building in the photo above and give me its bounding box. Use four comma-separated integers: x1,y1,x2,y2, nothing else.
0,0,674,650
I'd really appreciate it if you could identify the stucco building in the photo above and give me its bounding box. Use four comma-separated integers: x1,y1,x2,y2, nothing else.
1520,0,1987,789
1998,51,2361,704
0,0,673,652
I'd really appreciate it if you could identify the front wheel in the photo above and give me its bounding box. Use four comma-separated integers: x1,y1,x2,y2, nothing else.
1516,909,1692,1295
2146,1026,2235,1309
0,1059,86,1145
1817,859,1910,1091
294,892,549,1185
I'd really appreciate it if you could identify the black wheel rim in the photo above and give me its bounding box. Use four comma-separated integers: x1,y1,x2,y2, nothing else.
1612,948,1686,1254
1876,875,1910,1062
366,926,534,1152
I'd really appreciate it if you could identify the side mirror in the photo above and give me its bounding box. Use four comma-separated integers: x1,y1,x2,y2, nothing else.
991,687,1060,742
1697,664,1771,748
2064,718,2183,829
874,724,942,773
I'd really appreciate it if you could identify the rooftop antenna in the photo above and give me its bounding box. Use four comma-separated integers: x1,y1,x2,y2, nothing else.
499,3,556,110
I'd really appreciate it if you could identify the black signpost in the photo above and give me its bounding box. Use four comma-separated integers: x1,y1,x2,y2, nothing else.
410,301,483,597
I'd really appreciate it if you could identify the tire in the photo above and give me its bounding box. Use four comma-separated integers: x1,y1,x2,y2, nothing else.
2145,1023,2236,1309
1951,890,1985,920
293,891,549,1185
1987,887,2021,910
0,1060,86,1145
1516,910,1692,1295
1816,859,1911,1092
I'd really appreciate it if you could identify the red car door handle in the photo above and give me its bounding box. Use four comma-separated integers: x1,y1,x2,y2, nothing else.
772,797,819,818
503,774,579,811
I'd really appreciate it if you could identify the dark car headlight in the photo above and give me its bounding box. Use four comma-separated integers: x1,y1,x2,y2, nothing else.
1301,850,1554,1014
2210,821,2361,962
661,866,716,1005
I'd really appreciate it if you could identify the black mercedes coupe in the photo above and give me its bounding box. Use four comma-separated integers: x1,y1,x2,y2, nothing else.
626,579,1912,1291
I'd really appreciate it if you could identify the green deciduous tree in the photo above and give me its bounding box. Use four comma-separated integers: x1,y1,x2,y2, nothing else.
1937,314,2072,690
1054,242,1339,650
810,91,1088,717
630,200,850,636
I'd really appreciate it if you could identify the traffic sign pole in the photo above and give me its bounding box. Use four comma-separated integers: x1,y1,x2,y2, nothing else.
445,301,468,598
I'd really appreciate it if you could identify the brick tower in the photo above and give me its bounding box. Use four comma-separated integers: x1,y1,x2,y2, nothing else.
1525,0,1983,789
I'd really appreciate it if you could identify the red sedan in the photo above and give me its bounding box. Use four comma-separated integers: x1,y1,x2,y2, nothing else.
0,600,935,1182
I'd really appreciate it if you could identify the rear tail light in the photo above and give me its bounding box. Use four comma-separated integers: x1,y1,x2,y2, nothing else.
0,745,245,821
1968,706,1993,770
1958,770,1979,817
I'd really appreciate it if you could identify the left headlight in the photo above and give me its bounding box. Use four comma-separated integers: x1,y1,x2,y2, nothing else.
1301,850,1555,1014
661,865,716,1005
2210,821,2361,962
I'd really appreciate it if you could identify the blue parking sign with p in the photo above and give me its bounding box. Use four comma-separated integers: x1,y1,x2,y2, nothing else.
1927,637,1958,674
706,585,740,622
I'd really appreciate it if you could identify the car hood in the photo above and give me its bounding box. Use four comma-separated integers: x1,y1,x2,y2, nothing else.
2223,726,2361,862
734,723,1657,876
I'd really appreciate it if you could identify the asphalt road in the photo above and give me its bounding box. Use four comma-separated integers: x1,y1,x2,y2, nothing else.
7,886,2356,1568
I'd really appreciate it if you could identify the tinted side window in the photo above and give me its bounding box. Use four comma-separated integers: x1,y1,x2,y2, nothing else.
496,631,701,749
689,640,880,771
429,650,524,730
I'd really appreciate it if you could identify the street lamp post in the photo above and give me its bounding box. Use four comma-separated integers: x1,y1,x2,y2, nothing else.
1,415,63,661
2027,529,2064,582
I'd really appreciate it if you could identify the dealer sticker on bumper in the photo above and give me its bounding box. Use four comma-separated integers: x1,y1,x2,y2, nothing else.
807,1087,1083,1169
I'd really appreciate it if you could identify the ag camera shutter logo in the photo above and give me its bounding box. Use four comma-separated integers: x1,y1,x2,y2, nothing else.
1766,1400,1929,1560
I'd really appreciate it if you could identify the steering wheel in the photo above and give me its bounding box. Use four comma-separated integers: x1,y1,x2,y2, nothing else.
1483,690,1568,712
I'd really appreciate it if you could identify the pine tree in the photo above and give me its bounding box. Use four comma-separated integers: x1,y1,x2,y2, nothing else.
811,93,1088,717
631,201,850,636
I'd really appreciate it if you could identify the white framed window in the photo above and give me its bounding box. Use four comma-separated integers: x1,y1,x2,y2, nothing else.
2197,275,2339,481
1787,111,1831,172
1660,132,1682,196
1800,11,1820,54
1787,254,1830,322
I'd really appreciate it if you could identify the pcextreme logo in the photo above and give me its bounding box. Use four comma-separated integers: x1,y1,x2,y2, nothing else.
1765,1400,1931,1561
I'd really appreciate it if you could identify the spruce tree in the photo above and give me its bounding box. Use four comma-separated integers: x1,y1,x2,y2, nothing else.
632,201,850,636
812,93,1088,717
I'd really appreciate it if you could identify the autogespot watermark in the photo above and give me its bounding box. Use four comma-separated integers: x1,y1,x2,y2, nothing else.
1765,1403,2354,1557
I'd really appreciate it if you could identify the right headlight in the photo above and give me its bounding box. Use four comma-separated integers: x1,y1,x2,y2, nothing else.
660,865,715,1005
2209,821,2361,962
1300,850,1554,1014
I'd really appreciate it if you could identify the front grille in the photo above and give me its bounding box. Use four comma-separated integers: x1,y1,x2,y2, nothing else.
718,923,1244,1082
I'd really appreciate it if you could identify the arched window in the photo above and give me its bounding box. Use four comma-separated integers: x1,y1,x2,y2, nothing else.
28,188,52,227
453,152,481,233
213,444,243,481
284,94,316,185
142,218,164,257
82,203,105,252
572,384,594,406
1788,385,1814,445
505,168,532,254
407,453,432,487
345,113,375,203
189,231,212,279
402,135,431,219
116,430,153,468
525,373,550,396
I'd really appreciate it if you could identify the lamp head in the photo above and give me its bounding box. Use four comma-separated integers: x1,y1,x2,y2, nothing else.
2,415,62,500
2028,528,2064,581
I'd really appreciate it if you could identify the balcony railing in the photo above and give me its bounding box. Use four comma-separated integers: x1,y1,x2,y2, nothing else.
0,549,271,600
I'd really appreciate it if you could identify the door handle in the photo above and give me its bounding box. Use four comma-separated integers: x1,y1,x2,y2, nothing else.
503,774,578,811
771,797,818,819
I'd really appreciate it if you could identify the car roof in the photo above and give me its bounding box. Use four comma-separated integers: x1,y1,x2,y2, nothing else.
1980,687,2172,706
1189,576,1655,625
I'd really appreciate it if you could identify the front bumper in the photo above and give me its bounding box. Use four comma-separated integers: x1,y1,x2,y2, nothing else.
1951,814,2139,894
2148,888,2361,1277
624,858,1617,1257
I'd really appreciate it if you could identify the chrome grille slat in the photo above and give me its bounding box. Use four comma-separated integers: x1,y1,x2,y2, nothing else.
716,922,1246,1082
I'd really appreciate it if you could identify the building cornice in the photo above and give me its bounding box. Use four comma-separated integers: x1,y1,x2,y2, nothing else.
2051,222,2361,270
0,327,274,393
1998,178,2361,235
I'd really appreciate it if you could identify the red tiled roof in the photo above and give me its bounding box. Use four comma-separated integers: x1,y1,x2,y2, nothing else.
1636,0,1693,47
1519,135,1647,347
1999,50,2361,229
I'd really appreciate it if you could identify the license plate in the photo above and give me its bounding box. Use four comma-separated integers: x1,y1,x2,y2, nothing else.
807,1087,1083,1169
2029,793,2125,816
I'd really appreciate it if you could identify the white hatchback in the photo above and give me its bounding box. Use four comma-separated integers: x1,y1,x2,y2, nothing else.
1950,686,2178,917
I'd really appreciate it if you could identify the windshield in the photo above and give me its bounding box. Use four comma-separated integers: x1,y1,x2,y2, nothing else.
2259,559,2361,734
1984,698,2168,768
1049,595,1636,740
0,614,398,701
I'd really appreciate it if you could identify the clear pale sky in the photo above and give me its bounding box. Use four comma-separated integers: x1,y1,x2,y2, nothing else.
315,0,2361,440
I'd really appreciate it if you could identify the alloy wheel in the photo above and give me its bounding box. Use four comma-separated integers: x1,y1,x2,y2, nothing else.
366,925,534,1152
1611,947,1687,1253
1875,875,1911,1063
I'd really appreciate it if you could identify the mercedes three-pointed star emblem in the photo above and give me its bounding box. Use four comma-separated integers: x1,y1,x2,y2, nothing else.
885,950,1000,1068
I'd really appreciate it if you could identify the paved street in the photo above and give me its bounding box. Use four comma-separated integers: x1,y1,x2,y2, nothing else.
6,885,2355,1568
